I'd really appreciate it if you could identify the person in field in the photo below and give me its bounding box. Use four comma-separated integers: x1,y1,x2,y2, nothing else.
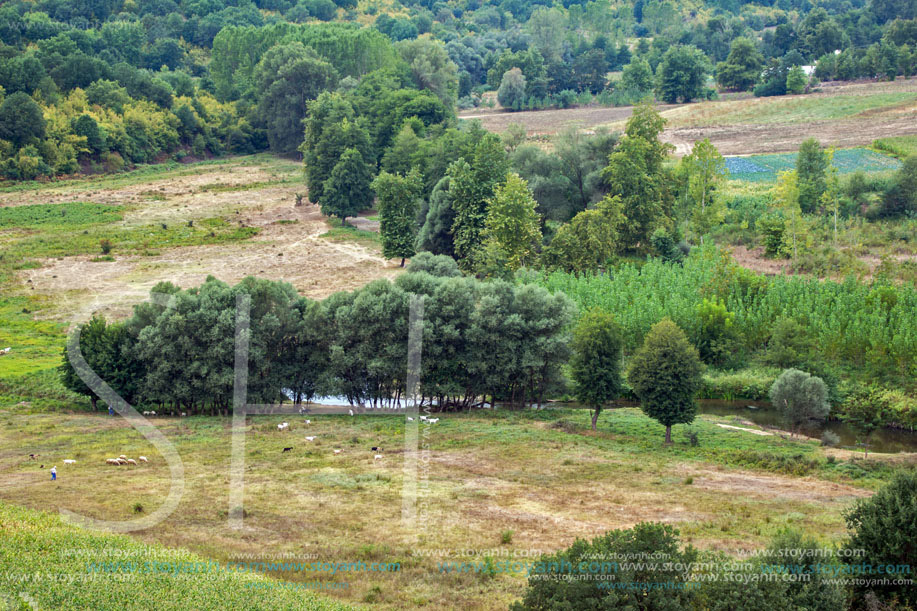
50,466,57,481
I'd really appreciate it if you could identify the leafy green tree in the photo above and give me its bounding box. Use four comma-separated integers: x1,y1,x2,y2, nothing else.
655,45,708,103
786,65,807,94
774,170,805,259
628,318,703,444
879,154,917,217
0,91,45,147
844,471,917,608
681,138,727,242
497,67,526,109
60,315,115,411
481,172,542,271
603,101,674,250
450,135,509,268
373,168,423,266
253,42,339,154
796,138,829,214
768,369,830,435
321,148,374,224
838,386,885,457
716,37,764,91
417,175,456,256
396,38,458,107
541,195,624,272
694,298,741,366
619,57,654,97
571,310,623,430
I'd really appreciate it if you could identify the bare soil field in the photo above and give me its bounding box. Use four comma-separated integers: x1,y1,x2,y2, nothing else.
462,79,917,156
3,156,400,321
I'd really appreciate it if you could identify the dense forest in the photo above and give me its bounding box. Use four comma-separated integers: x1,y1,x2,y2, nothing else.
1,0,916,178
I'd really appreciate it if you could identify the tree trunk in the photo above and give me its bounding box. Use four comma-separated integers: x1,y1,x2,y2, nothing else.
665,425,672,444
400,258,405,267
91,395,98,411
591,409,599,431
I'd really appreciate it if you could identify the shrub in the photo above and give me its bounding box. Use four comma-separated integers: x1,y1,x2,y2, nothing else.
99,239,113,255
405,252,461,277
844,471,917,608
693,298,741,366
757,213,786,257
511,523,698,610
650,227,684,263
820,430,840,447
768,369,830,435
764,317,810,368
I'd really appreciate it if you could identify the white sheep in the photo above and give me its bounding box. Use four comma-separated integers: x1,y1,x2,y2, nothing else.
407,417,414,421
348,409,354,416
427,418,439,424
333,449,342,454
142,411,150,416
304,420,311,424
119,455,127,460
106,458,120,465
150,411,156,416
126,459,138,466
63,459,76,465
180,412,187,417
138,456,148,463
419,415,427,421
305,436,316,442
374,454,383,460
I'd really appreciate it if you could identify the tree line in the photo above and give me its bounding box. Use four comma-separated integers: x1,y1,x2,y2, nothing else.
61,254,574,414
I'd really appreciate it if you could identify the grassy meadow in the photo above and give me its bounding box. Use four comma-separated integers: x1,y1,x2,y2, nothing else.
1,404,907,609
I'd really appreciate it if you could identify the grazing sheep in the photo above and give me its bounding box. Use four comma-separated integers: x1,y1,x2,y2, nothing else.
304,420,311,424
305,436,316,442
119,455,127,460
180,412,187,417
63,459,76,465
29,454,36,459
117,458,128,465
277,423,286,431
348,409,354,416
142,411,151,416
126,459,138,466
106,458,120,465
138,456,148,463
427,418,439,424
333,449,342,454
374,454,383,460
419,415,427,421
282,447,293,453
150,411,156,416
407,417,414,422
371,447,381,452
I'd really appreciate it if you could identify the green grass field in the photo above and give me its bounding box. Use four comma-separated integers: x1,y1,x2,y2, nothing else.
872,135,917,158
664,90,917,127
0,502,353,610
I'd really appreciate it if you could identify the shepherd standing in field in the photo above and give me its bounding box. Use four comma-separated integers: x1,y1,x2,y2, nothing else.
50,466,57,481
